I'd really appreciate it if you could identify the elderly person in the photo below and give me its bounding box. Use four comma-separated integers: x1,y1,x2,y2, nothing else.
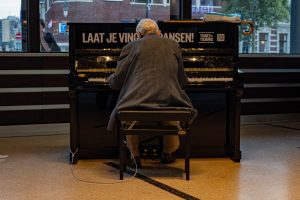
107,19,196,168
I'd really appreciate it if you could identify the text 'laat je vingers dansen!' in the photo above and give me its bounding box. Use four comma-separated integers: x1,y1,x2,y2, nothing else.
81,32,205,44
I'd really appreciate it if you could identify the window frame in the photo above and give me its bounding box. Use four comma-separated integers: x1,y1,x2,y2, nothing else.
1,0,299,57
130,0,170,6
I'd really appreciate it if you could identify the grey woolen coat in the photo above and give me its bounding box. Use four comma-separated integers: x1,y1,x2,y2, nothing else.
107,34,197,131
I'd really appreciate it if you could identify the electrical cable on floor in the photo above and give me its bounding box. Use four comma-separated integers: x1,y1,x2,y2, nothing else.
69,141,138,184
0,155,8,159
241,120,300,127
264,123,300,131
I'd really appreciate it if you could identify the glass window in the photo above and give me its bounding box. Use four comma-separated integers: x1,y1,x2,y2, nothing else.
258,33,269,53
242,41,249,53
279,33,288,53
192,0,222,18
0,0,26,52
131,0,169,5
39,0,170,52
191,0,298,54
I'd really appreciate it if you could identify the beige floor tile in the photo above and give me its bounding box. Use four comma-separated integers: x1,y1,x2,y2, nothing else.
0,114,300,200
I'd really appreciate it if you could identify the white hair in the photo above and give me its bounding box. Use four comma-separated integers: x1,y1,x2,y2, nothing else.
136,19,160,36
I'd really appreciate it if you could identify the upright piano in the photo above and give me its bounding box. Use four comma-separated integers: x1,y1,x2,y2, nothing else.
69,21,243,163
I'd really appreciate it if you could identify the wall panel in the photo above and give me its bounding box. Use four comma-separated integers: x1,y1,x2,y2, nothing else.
0,54,69,125
1,54,300,124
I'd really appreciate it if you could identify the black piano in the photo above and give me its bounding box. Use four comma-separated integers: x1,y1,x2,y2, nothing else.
69,21,243,163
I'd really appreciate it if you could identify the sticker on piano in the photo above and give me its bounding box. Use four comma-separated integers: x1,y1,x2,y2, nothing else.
199,32,214,44
217,34,225,42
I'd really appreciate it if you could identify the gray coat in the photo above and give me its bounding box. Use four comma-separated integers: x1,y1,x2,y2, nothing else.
107,34,197,131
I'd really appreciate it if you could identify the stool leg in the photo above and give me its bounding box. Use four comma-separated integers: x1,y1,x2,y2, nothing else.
159,136,163,157
119,130,125,180
185,128,190,180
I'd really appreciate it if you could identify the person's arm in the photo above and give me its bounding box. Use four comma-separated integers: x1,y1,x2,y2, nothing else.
40,33,51,52
108,44,132,90
176,43,188,89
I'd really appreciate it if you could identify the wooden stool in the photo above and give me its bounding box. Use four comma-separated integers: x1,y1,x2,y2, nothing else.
117,110,192,180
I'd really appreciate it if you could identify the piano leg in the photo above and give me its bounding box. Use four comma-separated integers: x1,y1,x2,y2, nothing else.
69,89,79,164
232,88,242,162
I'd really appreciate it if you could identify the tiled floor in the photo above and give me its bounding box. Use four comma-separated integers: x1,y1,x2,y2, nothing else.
0,114,300,200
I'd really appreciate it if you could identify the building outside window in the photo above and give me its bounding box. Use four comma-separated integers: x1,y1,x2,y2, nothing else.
0,0,25,52
39,0,170,52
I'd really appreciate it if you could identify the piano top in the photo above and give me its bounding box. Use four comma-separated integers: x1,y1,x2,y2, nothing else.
69,22,241,89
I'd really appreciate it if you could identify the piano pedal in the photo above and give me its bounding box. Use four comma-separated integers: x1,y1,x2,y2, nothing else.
140,146,162,159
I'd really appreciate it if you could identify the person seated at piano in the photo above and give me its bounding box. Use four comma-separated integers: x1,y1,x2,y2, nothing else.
107,18,197,168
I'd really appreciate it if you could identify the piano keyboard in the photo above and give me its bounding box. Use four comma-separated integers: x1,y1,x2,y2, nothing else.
88,77,108,83
188,77,233,83
85,76,233,84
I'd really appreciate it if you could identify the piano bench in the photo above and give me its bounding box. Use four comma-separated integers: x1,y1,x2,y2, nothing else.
116,109,192,180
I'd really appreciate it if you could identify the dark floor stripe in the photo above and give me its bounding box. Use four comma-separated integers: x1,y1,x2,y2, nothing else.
0,133,68,139
265,123,300,131
106,162,200,200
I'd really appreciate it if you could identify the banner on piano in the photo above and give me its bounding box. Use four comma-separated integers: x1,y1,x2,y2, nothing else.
71,22,238,49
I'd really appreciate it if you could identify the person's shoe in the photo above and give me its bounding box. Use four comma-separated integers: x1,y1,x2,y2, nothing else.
161,152,176,164
127,156,142,169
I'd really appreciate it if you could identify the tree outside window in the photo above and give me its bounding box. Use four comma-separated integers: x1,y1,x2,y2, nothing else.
192,0,291,54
